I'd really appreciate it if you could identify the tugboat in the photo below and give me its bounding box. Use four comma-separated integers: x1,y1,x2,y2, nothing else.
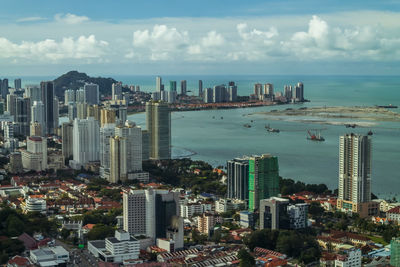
265,124,280,133
307,130,325,141
243,124,251,128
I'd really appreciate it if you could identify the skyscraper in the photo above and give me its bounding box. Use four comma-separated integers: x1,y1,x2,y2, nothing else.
14,79,22,90
110,136,128,183
156,76,163,92
40,81,56,135
123,189,182,248
115,121,143,173
61,122,74,162
24,85,42,102
71,117,100,169
64,89,75,104
227,157,249,200
391,238,400,267
31,101,45,136
337,133,377,217
1,79,9,99
248,154,280,212
264,83,274,98
21,136,47,171
99,123,116,180
145,101,171,160
14,97,31,136
84,83,99,105
198,80,203,97
112,82,122,100
180,80,187,95
169,81,177,92
76,88,85,103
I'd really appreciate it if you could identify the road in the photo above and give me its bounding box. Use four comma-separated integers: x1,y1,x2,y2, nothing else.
55,239,99,267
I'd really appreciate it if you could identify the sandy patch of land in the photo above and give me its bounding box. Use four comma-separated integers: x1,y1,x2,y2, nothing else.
248,106,400,126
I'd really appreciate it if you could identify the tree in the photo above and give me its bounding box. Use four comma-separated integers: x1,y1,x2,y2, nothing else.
60,229,71,240
308,202,325,217
237,248,255,267
87,224,115,240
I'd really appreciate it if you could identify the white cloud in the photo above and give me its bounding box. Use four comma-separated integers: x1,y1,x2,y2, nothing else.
55,13,89,24
17,16,46,23
0,35,108,62
2,10,400,74
284,15,400,61
132,24,189,60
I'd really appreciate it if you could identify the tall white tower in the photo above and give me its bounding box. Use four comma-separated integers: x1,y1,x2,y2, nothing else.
71,117,100,169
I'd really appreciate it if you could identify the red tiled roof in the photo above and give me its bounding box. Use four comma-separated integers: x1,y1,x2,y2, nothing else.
7,255,31,266
387,206,400,214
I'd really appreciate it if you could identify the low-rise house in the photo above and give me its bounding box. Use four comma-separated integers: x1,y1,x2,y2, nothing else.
387,206,400,224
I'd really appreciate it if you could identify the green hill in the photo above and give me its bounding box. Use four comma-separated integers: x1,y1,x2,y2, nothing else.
53,70,118,98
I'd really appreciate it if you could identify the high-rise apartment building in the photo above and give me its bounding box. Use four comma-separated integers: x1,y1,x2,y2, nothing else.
1,79,9,99
391,237,400,267
24,85,42,102
180,80,187,95
115,121,142,172
112,82,123,100
227,157,249,200
100,123,116,180
156,76,163,92
254,83,262,98
70,117,100,169
248,154,280,211
40,81,56,135
75,88,85,103
145,101,171,160
110,136,127,183
61,122,74,162
14,97,31,136
31,101,45,136
337,133,378,217
64,89,75,104
198,80,203,97
169,81,177,92
123,189,182,248
30,122,42,137
264,83,274,97
14,79,21,90
84,83,99,105
21,136,47,171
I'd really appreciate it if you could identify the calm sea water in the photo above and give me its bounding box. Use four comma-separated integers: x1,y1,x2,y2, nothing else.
17,75,400,199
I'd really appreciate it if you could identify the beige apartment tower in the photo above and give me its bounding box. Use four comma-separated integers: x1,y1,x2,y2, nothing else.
145,101,171,160
337,133,378,217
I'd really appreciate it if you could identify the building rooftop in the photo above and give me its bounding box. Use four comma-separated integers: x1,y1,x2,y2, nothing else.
387,206,400,214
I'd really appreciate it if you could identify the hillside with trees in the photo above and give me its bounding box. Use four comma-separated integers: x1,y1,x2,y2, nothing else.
53,70,118,97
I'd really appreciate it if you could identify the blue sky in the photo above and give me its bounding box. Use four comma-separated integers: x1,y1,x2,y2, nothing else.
1,0,400,75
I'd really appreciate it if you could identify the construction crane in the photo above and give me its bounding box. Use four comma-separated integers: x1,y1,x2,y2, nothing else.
307,129,325,141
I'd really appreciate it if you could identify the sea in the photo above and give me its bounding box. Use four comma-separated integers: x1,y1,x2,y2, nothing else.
14,75,400,199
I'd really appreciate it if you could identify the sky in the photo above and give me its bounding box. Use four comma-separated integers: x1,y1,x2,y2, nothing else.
1,0,400,76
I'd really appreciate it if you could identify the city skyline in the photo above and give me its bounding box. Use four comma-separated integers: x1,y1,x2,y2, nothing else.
0,1,400,75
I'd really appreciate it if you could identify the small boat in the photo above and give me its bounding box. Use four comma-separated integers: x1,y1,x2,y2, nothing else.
345,124,357,128
243,124,251,128
251,120,254,123
212,116,215,119
368,130,373,136
221,117,223,119
265,124,280,133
